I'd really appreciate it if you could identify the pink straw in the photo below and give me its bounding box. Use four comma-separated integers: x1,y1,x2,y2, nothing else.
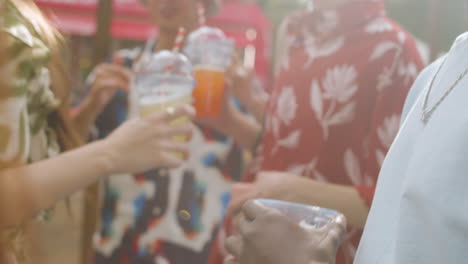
197,3,206,27
163,27,186,83
172,27,186,53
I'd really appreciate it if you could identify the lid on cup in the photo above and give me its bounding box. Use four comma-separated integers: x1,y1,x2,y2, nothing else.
184,26,234,69
135,50,195,101
137,50,194,79
187,26,227,43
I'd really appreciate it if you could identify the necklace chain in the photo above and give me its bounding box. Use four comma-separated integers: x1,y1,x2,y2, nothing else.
421,55,468,123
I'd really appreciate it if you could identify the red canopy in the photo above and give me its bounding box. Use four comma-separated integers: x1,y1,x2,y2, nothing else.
35,0,154,39
35,0,272,85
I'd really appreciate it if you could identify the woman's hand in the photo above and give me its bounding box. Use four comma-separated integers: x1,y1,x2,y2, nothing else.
102,105,195,174
226,55,255,107
86,63,131,112
225,200,347,264
72,64,131,139
226,55,267,122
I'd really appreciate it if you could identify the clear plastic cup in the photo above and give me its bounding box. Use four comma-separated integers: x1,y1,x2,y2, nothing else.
184,26,234,117
255,199,342,229
134,50,195,157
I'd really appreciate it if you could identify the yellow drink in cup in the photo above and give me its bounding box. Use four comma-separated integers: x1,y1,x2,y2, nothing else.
139,95,192,118
139,95,192,144
135,51,195,159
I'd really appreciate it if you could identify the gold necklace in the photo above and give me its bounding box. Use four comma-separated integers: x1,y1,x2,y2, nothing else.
421,55,468,123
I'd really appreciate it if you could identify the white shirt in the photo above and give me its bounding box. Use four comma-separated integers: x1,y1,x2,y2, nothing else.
355,31,468,264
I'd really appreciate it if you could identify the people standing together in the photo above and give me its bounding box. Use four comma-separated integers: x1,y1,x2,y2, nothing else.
1,0,468,264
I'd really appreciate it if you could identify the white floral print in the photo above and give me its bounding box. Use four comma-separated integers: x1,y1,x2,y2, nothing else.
303,34,345,67
264,87,301,153
310,65,358,139
365,17,393,34
376,67,394,91
316,10,339,34
374,114,400,166
398,61,420,85
370,41,404,91
277,86,298,126
272,130,302,154
377,114,400,149
344,149,362,185
322,65,359,102
288,158,328,182
275,18,296,74
370,41,400,61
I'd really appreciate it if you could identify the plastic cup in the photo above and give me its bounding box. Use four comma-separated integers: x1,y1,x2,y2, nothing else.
255,199,342,229
184,26,234,117
134,50,195,157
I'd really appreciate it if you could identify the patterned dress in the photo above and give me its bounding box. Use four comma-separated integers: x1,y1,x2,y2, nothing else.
92,48,244,264
0,1,62,263
210,1,424,263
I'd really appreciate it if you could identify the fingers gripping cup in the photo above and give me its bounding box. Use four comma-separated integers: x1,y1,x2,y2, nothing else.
184,26,234,117
134,50,195,157
255,199,344,229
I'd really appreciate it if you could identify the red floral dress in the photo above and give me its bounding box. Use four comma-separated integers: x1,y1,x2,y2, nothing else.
209,1,424,263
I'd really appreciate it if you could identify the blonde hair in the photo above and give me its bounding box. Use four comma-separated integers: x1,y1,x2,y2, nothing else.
0,4,9,101
2,1,98,263
8,0,83,150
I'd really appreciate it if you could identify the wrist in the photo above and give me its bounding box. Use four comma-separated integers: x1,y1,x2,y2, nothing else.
77,93,102,120
221,106,243,135
90,139,118,176
245,94,267,122
243,92,260,109
226,107,262,150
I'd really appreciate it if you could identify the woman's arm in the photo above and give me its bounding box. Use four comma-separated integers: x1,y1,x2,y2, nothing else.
0,106,194,228
220,103,263,150
241,91,268,123
0,140,111,227
198,101,262,150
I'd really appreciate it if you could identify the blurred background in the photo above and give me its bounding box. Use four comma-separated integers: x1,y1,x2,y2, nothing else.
34,0,466,94
30,0,466,263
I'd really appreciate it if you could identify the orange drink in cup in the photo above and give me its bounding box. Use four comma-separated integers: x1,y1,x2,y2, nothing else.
184,26,234,117
192,65,226,116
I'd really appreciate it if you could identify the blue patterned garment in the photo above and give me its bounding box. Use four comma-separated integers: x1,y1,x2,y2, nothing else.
92,47,243,264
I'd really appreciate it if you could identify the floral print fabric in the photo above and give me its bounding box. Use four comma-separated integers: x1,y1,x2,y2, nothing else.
211,1,425,263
